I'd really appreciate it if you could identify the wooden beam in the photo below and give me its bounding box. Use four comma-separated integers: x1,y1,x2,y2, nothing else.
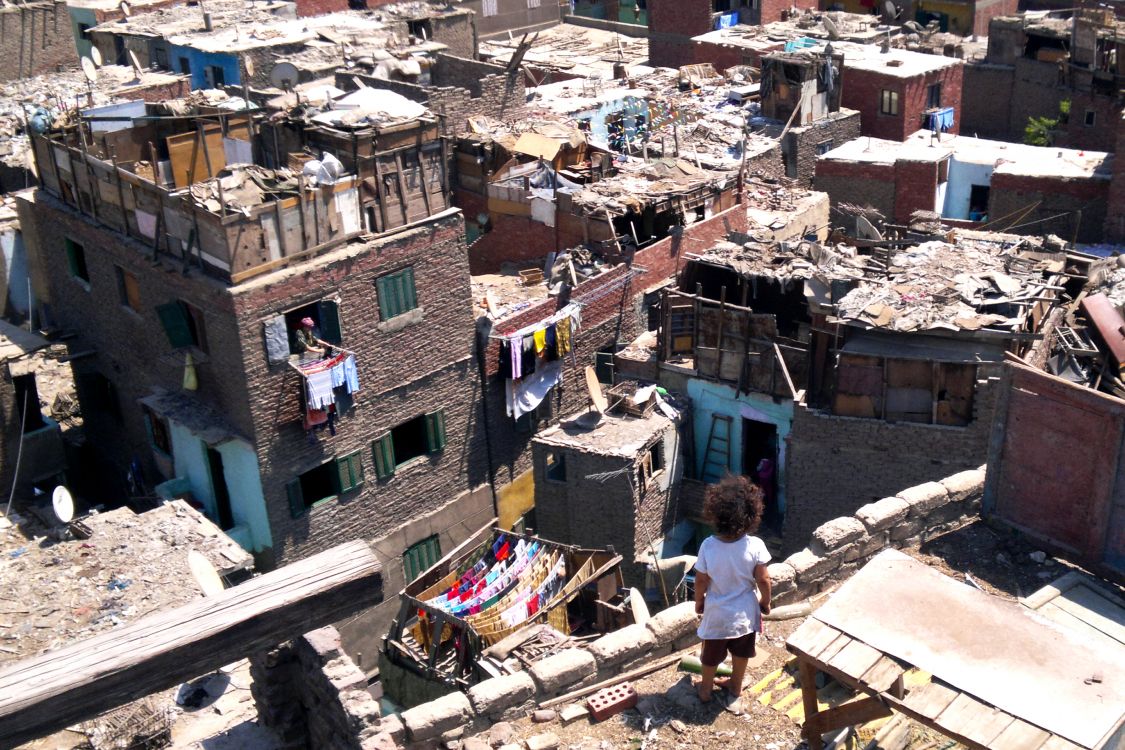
798,659,824,750
802,696,893,738
0,540,383,746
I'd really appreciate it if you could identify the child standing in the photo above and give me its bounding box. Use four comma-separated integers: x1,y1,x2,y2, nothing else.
693,475,772,703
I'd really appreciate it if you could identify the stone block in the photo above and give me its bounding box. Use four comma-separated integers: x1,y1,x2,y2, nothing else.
361,733,398,750
526,733,560,750
859,530,889,557
927,499,974,526
587,624,655,668
558,703,589,725
462,739,491,750
855,498,910,532
529,648,597,695
812,517,866,551
376,714,406,743
786,548,838,584
302,626,343,660
401,692,473,742
766,562,796,589
467,672,535,718
488,721,516,747
897,481,949,515
324,658,368,695
889,517,926,543
644,601,698,644
941,468,985,502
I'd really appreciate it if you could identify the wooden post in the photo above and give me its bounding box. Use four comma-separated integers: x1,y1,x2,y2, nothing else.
716,286,727,381
197,121,214,181
372,153,389,233
76,128,99,223
416,147,433,217
109,147,129,234
393,150,410,225
296,173,310,250
0,541,383,747
798,659,823,750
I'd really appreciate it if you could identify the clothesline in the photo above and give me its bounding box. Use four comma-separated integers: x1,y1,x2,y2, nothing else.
487,302,583,341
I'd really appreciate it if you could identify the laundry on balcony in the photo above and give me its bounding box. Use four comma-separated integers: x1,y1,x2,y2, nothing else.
291,351,360,410
495,303,581,419
926,107,955,132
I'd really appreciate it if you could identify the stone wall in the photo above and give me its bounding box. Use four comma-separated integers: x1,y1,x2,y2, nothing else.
785,111,863,187
769,466,985,604
784,363,999,549
0,1,77,81
960,63,1014,140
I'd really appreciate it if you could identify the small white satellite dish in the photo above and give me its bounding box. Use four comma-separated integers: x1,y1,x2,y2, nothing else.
270,61,299,92
629,587,650,625
81,57,98,83
188,550,225,597
822,15,841,40
244,56,255,78
90,46,103,67
52,485,75,524
119,0,131,16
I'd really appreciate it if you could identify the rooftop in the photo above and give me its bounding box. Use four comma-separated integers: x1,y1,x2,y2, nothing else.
0,500,252,666
479,24,650,79
693,10,899,48
534,408,673,458
820,130,1113,179
89,0,294,40
823,40,963,78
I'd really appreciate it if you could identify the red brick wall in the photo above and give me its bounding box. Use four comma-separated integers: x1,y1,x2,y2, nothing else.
989,171,1109,243
458,189,585,275
691,39,749,72
1057,93,1122,154
892,159,939,222
647,0,714,68
293,0,349,15
0,1,78,81
842,63,963,141
814,158,898,217
971,0,1017,38
760,0,817,24
1105,115,1125,242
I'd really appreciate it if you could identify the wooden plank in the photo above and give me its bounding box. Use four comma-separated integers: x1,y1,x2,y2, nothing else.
816,632,851,666
802,696,893,738
935,692,1014,747
902,680,959,720
1037,736,1086,750
798,659,823,750
786,618,843,660
990,719,1052,750
393,151,410,224
826,639,883,681
859,655,907,693
0,540,383,746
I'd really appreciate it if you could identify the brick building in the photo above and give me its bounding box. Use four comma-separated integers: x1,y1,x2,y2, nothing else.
458,0,560,38
0,0,79,80
962,11,1125,152
16,91,494,615
815,129,1113,242
1105,112,1125,242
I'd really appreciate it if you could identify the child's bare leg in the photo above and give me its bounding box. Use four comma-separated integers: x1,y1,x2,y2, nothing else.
719,656,749,696
697,663,718,702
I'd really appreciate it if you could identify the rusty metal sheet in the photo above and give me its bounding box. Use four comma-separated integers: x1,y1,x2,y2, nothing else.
814,550,1125,749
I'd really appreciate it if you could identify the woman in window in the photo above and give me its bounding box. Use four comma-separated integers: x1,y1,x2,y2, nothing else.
294,317,329,358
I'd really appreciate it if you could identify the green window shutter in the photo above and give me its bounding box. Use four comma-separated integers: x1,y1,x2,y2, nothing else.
376,276,392,320
425,410,446,453
404,535,441,580
402,267,417,311
372,433,396,479
156,302,194,348
318,299,342,344
336,450,364,493
286,479,305,518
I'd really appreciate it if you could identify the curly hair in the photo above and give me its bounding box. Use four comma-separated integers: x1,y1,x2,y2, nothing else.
703,475,765,537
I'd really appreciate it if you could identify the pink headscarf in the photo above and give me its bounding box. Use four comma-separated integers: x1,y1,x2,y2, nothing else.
300,317,315,328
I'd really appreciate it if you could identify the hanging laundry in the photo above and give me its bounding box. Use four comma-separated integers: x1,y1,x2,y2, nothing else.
521,336,537,377
510,335,523,379
545,324,558,361
306,369,335,409
506,360,564,419
533,328,547,356
556,316,572,356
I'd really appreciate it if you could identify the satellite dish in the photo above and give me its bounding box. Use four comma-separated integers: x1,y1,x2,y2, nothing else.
904,20,924,33
90,46,103,67
52,485,75,524
244,57,255,78
584,365,608,413
270,61,299,91
881,0,897,22
630,587,650,625
119,0,131,16
188,550,225,596
81,57,98,83
822,15,841,40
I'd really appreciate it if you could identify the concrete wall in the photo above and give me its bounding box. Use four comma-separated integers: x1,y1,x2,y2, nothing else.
783,363,1000,550
0,1,78,80
0,225,31,324
989,171,1109,243
942,157,995,219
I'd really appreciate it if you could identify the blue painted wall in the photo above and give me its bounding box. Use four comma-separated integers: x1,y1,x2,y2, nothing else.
686,378,794,517
169,45,241,89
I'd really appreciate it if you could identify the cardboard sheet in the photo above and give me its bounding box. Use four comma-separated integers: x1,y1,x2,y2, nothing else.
813,550,1125,748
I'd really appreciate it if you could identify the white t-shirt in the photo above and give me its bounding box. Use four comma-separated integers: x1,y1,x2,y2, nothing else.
694,535,771,640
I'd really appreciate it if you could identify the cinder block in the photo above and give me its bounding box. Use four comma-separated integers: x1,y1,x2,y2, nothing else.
786,547,837,584
940,468,985,502
812,516,866,551
587,624,655,668
586,682,638,722
529,648,597,695
898,481,949,515
644,601,698,644
401,691,473,742
466,672,535,718
855,497,910,532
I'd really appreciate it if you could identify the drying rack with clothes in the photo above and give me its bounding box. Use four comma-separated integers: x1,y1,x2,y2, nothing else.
291,351,360,435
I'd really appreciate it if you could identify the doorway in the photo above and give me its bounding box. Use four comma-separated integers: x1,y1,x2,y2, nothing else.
742,418,780,529
206,446,234,530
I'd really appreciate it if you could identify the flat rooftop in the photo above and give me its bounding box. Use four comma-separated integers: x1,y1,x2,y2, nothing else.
480,24,650,78
0,500,251,666
694,11,898,48
826,40,963,78
821,130,1113,179
535,409,672,458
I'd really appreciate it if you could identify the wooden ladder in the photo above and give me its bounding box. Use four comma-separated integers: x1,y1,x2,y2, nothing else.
699,414,733,483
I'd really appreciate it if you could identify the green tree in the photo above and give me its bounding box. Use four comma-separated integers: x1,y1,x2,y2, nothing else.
1024,100,1070,146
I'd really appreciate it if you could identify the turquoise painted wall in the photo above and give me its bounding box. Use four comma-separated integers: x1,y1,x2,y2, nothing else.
168,422,272,554
68,7,97,60
686,379,793,517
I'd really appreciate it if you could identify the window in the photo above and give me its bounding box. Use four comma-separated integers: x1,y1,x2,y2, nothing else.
281,299,342,356
143,406,171,455
1085,109,1096,127
482,0,498,16
403,534,441,581
178,57,190,75
879,89,899,116
65,238,89,284
153,46,167,69
926,82,942,109
815,140,834,156
116,266,141,311
286,451,365,517
156,300,207,352
640,439,665,491
376,267,418,320
371,410,446,479
407,19,432,39
528,0,541,8
204,65,225,87
545,450,566,483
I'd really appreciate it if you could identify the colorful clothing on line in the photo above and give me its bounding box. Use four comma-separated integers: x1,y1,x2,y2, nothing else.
305,369,335,409
533,328,547,356
556,317,571,355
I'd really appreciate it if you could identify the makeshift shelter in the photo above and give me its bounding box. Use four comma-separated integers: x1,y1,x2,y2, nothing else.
384,528,623,688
